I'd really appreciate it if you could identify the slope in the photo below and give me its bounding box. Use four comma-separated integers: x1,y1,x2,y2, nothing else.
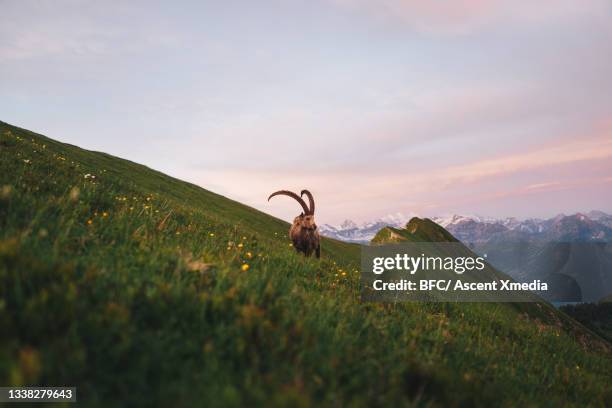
1,121,611,406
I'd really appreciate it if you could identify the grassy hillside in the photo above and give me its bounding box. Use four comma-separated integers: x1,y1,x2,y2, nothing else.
1,121,611,407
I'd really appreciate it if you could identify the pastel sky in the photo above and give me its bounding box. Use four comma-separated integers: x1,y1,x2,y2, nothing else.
2,0,611,224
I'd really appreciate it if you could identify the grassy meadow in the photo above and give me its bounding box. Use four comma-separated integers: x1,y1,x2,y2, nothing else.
1,120,611,407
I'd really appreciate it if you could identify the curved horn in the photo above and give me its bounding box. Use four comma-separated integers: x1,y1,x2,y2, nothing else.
268,190,310,214
300,189,315,215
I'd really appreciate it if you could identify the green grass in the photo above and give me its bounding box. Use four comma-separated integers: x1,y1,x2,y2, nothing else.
371,217,458,244
1,120,611,407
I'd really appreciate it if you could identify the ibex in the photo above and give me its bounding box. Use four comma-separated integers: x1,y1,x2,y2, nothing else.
268,189,320,258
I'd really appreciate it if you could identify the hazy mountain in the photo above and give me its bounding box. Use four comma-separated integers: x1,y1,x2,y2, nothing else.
320,211,612,244
472,241,612,303
440,219,509,243
586,210,612,228
458,213,612,244
432,212,612,243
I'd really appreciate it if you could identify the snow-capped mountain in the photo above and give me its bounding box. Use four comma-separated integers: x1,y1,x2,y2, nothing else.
319,213,413,243
320,211,612,244
435,212,612,243
431,214,494,228
586,210,612,228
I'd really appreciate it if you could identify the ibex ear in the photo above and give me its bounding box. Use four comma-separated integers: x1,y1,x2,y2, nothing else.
300,212,304,216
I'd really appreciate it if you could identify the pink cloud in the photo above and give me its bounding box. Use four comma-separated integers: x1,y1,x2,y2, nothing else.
187,125,612,223
437,134,612,185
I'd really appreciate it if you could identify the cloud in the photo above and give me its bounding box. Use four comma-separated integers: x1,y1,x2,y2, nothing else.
2,1,611,223
525,181,562,191
0,1,179,60
436,134,612,186
477,176,612,203
184,123,612,223
332,0,610,35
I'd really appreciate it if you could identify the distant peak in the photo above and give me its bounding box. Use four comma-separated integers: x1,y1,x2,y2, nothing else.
372,217,458,245
340,219,358,229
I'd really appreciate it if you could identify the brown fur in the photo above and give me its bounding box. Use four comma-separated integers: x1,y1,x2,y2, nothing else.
290,214,321,258
268,189,321,258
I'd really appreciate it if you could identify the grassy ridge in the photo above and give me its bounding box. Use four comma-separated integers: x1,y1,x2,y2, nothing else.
371,217,458,244
1,121,611,407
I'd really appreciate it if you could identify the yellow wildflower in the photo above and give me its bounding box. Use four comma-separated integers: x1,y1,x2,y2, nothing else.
241,264,250,272
0,185,12,199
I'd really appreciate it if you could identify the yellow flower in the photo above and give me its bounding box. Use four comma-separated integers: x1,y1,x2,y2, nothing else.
237,243,243,248
241,264,250,272
102,212,108,217
0,185,12,199
209,233,215,237
18,347,41,382
246,252,252,259
87,219,93,225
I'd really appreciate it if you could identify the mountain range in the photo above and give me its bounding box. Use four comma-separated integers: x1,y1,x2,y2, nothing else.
369,216,612,303
320,211,612,244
